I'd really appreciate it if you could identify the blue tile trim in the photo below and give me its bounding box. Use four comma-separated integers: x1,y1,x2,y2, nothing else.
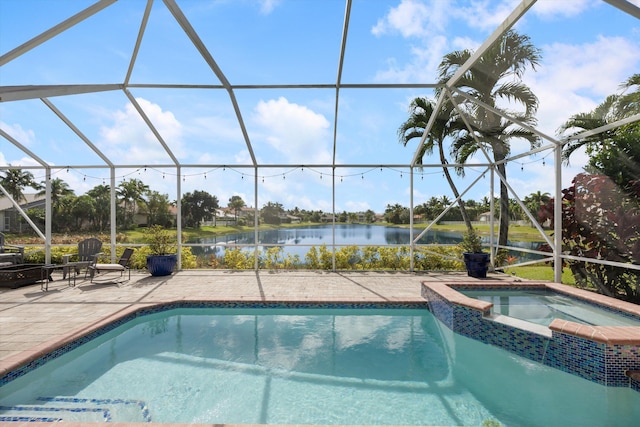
0,405,111,422
544,332,607,384
37,396,152,422
0,301,428,387
0,416,63,422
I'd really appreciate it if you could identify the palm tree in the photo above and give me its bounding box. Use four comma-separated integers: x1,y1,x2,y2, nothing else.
557,94,620,162
524,190,550,218
438,29,542,248
618,73,640,118
117,178,149,229
228,195,246,223
559,73,640,163
86,184,111,231
0,168,42,202
37,177,74,211
398,97,473,230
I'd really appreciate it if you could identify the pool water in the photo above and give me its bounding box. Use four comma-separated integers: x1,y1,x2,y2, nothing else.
461,288,640,327
1,307,639,426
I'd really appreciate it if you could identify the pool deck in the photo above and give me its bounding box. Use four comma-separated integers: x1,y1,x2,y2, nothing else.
0,269,636,427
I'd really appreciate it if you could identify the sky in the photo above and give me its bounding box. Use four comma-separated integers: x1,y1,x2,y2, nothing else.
1,0,639,214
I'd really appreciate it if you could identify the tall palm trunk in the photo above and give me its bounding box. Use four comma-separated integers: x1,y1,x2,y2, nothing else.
438,143,473,230
494,148,509,248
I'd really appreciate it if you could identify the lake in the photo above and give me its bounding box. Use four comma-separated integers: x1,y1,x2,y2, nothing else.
188,224,543,260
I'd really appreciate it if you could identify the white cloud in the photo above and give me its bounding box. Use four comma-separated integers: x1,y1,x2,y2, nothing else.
453,0,521,32
253,97,332,164
259,0,281,15
344,200,371,212
531,0,594,19
99,98,184,163
527,35,640,137
1,121,36,148
372,0,446,38
373,35,447,83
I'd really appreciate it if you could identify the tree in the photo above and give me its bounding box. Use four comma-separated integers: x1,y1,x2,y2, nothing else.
71,195,96,230
539,173,639,302
617,73,640,118
182,190,218,228
364,209,376,223
399,97,473,230
384,203,408,224
228,195,245,223
37,177,75,227
559,74,640,163
86,184,111,231
439,29,542,248
524,190,550,222
117,179,149,229
0,168,41,202
558,94,621,163
261,201,284,224
148,191,174,227
54,194,77,232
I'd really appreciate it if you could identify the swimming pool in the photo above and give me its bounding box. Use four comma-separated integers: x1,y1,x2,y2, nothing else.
460,288,640,327
1,304,639,426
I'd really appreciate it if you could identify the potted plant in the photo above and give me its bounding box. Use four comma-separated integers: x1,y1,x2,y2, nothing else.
145,225,177,276
460,227,490,278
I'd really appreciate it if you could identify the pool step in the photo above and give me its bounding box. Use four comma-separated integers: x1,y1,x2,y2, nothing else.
0,404,110,422
0,396,152,423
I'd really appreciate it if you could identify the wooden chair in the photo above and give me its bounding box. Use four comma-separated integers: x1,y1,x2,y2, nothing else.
62,238,103,279
89,248,134,282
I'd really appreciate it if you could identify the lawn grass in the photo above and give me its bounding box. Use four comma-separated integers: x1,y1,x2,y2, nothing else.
502,265,576,285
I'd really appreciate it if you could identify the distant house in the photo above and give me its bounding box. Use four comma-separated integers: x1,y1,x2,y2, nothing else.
320,213,335,222
478,211,492,222
0,194,46,233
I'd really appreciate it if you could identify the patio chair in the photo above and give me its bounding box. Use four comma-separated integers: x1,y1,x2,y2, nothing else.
0,232,25,265
89,248,134,283
62,237,103,280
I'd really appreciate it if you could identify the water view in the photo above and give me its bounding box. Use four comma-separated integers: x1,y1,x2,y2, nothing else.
188,224,543,260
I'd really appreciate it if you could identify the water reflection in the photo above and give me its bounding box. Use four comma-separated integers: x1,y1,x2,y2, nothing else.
188,224,543,261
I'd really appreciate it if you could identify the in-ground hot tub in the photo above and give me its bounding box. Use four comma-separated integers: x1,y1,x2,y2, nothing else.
422,280,640,391
460,287,640,327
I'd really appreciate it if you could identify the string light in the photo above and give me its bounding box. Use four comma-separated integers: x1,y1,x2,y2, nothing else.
45,159,551,188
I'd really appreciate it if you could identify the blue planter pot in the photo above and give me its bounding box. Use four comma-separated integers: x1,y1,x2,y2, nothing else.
146,254,177,276
463,252,489,278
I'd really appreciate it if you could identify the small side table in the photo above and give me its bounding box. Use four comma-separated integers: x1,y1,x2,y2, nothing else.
41,262,86,291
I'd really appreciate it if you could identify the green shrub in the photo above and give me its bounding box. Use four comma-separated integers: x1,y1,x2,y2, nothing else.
223,248,254,269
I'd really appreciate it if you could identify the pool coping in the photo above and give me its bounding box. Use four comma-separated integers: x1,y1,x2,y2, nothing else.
422,280,640,345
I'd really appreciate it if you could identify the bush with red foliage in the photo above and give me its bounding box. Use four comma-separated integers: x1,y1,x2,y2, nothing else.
539,173,640,302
